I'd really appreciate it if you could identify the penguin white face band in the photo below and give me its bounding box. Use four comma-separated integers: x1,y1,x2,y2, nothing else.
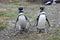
41,12,45,13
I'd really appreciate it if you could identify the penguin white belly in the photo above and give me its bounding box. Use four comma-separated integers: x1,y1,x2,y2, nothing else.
18,15,27,28
45,1,51,4
38,15,46,29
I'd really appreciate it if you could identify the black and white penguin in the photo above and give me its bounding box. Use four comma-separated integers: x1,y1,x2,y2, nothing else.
36,7,50,33
43,0,53,5
15,7,30,33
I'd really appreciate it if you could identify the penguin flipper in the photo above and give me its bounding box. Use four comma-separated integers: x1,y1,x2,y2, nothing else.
46,16,50,27
36,14,40,26
15,17,19,28
24,15,31,26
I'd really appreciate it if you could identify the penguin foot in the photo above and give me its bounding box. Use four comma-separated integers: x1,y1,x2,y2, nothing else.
19,30,24,34
37,28,45,34
24,29,29,33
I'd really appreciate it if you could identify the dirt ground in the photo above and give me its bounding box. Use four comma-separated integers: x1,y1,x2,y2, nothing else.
0,1,60,40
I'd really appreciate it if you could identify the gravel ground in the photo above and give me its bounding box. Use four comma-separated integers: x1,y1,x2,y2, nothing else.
0,3,60,40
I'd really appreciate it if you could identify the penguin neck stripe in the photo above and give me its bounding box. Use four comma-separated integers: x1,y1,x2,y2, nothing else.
19,10,24,13
18,14,24,16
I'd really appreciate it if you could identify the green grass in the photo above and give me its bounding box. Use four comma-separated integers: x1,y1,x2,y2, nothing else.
12,2,29,6
0,11,17,30
25,12,33,18
47,37,60,40
0,11,35,19
0,12,17,19
8,1,29,8
25,12,36,19
0,23,6,31
47,29,60,40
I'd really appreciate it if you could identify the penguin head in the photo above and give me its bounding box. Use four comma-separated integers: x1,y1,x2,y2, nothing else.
18,7,23,10
18,7,24,13
40,7,45,12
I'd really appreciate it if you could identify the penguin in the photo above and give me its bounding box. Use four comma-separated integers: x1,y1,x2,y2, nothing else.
43,0,53,5
36,7,50,33
15,7,30,34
